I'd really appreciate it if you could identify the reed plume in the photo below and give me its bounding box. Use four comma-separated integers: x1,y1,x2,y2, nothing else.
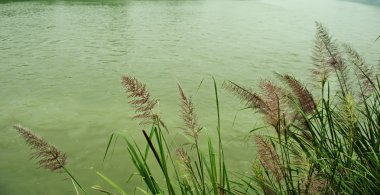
225,80,289,132
254,135,283,183
176,148,191,166
252,163,276,195
314,22,341,69
338,93,357,147
312,22,333,84
178,83,201,140
175,147,202,191
313,22,350,95
307,174,327,194
122,75,158,125
258,80,284,128
278,74,316,114
224,80,268,111
343,44,375,96
14,124,67,172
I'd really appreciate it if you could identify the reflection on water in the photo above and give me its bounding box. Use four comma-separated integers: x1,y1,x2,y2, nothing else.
343,0,380,6
0,0,379,194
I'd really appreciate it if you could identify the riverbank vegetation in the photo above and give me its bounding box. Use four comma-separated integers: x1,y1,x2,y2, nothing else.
15,22,380,194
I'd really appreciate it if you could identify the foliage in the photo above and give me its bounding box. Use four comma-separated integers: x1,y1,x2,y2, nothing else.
226,22,380,194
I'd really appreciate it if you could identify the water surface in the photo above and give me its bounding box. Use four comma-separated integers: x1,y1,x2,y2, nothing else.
1,0,379,194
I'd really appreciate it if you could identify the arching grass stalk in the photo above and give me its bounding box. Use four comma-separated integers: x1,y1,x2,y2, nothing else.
14,125,87,195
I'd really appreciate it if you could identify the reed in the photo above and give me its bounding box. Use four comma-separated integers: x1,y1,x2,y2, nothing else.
100,77,230,195
225,22,380,194
14,125,87,194
122,75,158,125
14,22,380,194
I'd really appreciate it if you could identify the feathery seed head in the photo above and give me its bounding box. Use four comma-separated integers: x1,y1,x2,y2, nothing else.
177,83,201,140
254,135,283,183
122,75,158,125
279,74,316,114
14,124,67,172
176,148,191,166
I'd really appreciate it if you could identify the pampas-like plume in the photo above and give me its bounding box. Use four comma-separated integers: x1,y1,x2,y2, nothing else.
339,93,358,144
178,83,201,140
252,163,277,195
224,80,287,130
175,148,193,184
313,22,350,95
312,22,334,84
122,75,157,125
176,148,191,166
308,174,327,194
314,22,342,70
278,74,316,114
258,80,284,128
343,44,375,95
254,135,283,183
275,73,315,140
14,124,67,172
224,81,268,111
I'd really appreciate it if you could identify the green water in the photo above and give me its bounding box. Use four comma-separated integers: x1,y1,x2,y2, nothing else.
1,0,379,194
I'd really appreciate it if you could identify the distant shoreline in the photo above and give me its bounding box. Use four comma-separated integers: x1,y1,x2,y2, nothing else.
343,0,380,6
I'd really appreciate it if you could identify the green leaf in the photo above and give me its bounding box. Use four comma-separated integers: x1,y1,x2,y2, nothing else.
96,171,127,195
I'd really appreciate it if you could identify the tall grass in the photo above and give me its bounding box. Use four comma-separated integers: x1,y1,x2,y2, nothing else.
15,22,380,194
99,76,230,195
226,22,380,194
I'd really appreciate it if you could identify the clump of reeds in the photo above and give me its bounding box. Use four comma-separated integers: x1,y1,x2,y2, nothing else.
224,75,315,138
226,22,380,194
101,78,230,195
15,22,380,195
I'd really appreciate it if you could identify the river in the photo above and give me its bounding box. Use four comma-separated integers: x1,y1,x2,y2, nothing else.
1,0,379,194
